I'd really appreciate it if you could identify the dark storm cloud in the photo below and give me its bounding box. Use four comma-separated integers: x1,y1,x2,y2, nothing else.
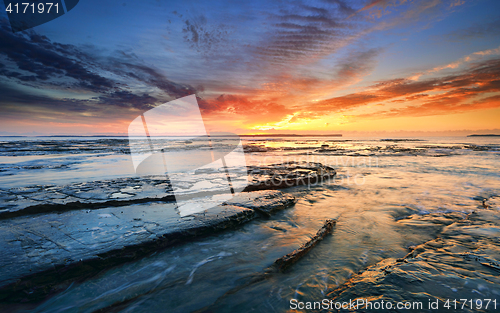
0,20,114,92
118,63,197,98
0,62,38,82
0,82,159,119
94,90,158,111
0,82,91,118
0,18,199,117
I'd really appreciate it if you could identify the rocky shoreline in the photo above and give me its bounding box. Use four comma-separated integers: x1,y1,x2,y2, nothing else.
325,198,500,312
0,162,335,219
0,162,335,303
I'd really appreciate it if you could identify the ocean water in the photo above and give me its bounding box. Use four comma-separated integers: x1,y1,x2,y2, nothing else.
1,136,500,312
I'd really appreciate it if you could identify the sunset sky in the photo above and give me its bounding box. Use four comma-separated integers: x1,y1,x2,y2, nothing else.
0,0,499,136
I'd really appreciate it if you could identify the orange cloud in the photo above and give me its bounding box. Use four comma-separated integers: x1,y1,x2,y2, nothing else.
198,47,383,131
197,48,500,133
411,45,500,80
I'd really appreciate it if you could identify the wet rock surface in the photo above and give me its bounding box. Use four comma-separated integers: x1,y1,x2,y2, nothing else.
326,205,500,312
273,219,336,272
224,190,298,216
192,219,338,313
0,176,174,218
240,139,500,157
0,162,335,219
1,136,499,312
0,139,130,156
245,162,336,192
0,161,335,303
0,190,295,302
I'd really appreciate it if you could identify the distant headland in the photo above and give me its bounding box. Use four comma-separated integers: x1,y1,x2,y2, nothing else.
240,134,342,137
467,134,500,137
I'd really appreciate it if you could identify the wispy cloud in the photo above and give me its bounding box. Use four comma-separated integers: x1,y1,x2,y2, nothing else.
0,0,495,134
443,17,500,41
0,19,199,122
410,45,500,80
309,56,500,119
251,0,359,69
199,46,384,128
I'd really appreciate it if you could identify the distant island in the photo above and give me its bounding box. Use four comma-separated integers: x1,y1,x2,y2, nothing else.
467,134,500,137
240,134,342,137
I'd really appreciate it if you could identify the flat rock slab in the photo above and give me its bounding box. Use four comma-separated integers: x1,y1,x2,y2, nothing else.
0,176,174,217
0,162,334,219
224,190,298,216
0,190,295,302
245,162,336,191
326,209,500,309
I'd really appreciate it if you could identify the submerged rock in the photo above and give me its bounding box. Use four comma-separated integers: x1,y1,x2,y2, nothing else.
0,161,334,302
191,219,337,313
224,190,298,216
0,162,335,219
0,176,175,218
273,219,336,271
245,162,336,191
0,190,295,302
243,144,270,152
326,210,500,312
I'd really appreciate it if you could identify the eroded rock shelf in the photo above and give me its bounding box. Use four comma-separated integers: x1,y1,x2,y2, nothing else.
0,162,335,303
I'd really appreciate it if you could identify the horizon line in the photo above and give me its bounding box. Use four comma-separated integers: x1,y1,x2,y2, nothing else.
1,133,499,138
